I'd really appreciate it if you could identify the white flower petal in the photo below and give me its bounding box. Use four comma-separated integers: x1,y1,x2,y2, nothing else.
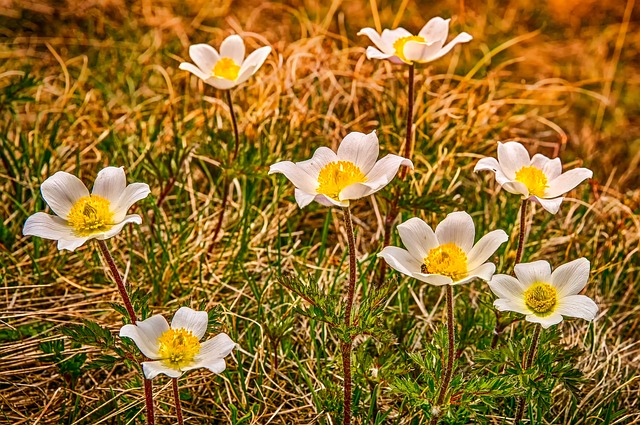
41,171,90,219
550,258,590,298
378,246,422,277
424,32,472,62
526,313,563,329
380,27,412,45
403,40,443,63
189,44,219,74
269,160,318,193
467,229,508,269
220,35,245,64
206,76,238,90
418,17,450,46
91,167,126,205
530,153,550,171
112,183,150,222
502,180,529,196
338,182,373,201
494,298,530,315
364,46,396,61
411,272,453,286
397,217,438,261
545,168,593,198
119,315,169,359
434,211,475,252
488,274,527,300
531,196,563,214
23,212,74,241
315,194,347,207
171,307,209,339
195,333,236,362
465,262,496,283
179,62,211,81
142,361,182,379
360,154,412,193
497,142,531,179
238,46,271,80
514,260,552,285
97,215,142,240
357,27,393,54
294,188,316,208
555,295,598,321
58,237,90,252
474,157,500,173
543,157,562,180
336,131,379,174
295,146,338,179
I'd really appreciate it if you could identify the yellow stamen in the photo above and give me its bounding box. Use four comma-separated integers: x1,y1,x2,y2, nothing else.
212,58,241,81
393,35,425,63
157,328,201,369
67,195,114,236
421,243,468,280
316,161,368,201
524,282,557,316
514,166,548,197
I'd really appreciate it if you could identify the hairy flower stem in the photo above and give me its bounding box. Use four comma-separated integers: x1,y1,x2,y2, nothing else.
342,206,358,425
173,378,184,425
377,64,415,287
514,325,542,424
491,200,529,349
96,240,155,425
226,90,240,162
431,285,455,425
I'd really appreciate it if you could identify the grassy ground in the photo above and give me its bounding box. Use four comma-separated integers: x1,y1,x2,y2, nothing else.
1,0,639,423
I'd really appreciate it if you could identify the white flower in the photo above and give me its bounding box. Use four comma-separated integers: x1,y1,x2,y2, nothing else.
358,17,472,65
268,131,413,208
488,259,598,329
474,141,593,214
23,167,150,252
179,34,271,90
119,307,237,379
378,212,508,286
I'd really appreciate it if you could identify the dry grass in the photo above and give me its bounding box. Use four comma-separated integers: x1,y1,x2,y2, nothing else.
1,0,639,423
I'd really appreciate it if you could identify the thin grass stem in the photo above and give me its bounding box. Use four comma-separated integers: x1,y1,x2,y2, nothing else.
226,90,240,162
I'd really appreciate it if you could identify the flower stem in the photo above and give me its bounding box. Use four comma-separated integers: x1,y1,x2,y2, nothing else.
491,199,529,349
431,284,455,424
342,206,358,425
514,199,529,266
96,239,155,425
226,90,240,162
377,64,416,287
173,378,184,425
514,325,542,424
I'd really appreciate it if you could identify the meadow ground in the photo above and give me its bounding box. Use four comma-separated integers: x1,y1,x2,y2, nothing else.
1,0,639,424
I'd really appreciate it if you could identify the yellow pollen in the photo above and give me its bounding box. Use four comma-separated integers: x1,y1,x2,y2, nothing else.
393,35,426,63
514,166,548,197
67,195,114,237
157,328,201,369
212,58,241,81
421,243,468,280
316,161,368,201
524,282,557,316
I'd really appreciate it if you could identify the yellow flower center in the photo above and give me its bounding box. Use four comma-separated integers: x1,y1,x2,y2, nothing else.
316,161,368,201
393,35,426,63
421,243,468,280
67,195,114,236
523,282,557,316
157,328,201,369
514,166,548,197
212,58,241,81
